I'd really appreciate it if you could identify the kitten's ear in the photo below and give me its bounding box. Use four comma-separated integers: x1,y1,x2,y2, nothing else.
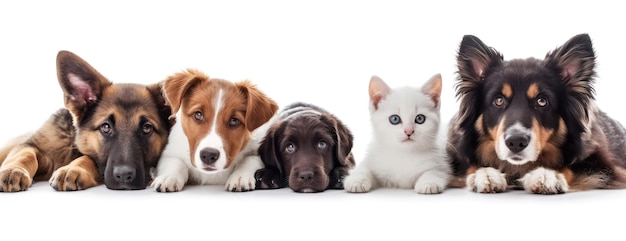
369,75,391,110
421,73,443,108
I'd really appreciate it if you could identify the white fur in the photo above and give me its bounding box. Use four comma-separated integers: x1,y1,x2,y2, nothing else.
519,167,569,194
496,122,538,165
151,91,275,192
344,76,451,194
466,167,508,193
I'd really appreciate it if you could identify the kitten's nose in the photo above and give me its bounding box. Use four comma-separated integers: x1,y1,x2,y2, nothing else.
404,129,414,136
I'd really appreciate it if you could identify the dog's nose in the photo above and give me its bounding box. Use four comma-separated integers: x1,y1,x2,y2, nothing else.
113,165,136,183
200,147,220,165
505,135,530,153
298,171,314,182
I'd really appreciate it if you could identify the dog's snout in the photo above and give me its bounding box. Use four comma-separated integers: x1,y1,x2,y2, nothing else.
113,165,136,183
506,135,530,153
200,147,220,165
298,171,314,182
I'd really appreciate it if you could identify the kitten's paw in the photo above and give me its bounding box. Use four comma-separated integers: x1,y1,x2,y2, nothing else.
151,175,185,192
0,166,31,192
466,167,507,193
519,167,568,194
414,183,444,194
343,174,372,193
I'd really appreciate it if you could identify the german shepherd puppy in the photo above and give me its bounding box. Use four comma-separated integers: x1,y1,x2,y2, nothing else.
447,34,626,194
0,51,172,191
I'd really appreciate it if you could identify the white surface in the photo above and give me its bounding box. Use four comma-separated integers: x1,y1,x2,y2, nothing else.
1,0,625,240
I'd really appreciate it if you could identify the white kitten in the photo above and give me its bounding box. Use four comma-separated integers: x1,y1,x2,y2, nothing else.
343,74,451,194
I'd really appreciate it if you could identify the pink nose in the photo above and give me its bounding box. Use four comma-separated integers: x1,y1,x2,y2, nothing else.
404,129,414,136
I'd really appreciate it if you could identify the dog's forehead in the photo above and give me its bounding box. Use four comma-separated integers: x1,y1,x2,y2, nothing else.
92,84,163,126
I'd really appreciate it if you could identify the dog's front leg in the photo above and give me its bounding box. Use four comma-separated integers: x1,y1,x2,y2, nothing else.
49,155,100,191
328,166,351,190
151,156,189,192
254,167,286,189
0,145,40,192
226,155,263,192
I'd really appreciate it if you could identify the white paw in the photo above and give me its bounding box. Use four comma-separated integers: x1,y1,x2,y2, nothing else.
466,167,507,193
519,167,568,194
414,183,444,194
151,175,185,192
225,172,256,192
343,174,372,193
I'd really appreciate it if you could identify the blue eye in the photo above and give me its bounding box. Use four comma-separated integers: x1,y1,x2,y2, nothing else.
389,115,401,125
415,114,426,124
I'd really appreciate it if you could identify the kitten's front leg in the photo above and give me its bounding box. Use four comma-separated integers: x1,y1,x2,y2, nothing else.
414,168,449,194
343,166,376,193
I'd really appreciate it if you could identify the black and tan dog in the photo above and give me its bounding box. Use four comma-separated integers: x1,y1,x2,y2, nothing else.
255,102,355,193
0,51,172,192
446,33,626,194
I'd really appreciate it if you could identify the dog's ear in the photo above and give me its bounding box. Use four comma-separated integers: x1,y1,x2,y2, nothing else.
421,73,443,108
147,81,175,129
320,114,355,168
236,81,279,131
162,69,207,117
56,50,112,122
258,122,285,176
369,75,391,110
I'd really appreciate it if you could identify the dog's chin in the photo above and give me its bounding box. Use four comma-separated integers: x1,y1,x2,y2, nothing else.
501,155,534,165
293,187,323,193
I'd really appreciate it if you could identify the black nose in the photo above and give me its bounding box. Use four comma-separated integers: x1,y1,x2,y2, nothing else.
298,171,314,182
200,147,220,165
506,135,530,153
113,165,136,183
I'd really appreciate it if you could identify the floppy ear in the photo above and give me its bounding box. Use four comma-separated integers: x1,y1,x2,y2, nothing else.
56,50,112,123
320,114,355,168
162,69,207,118
421,73,443,108
369,75,391,110
258,122,286,176
236,81,279,131
146,81,175,129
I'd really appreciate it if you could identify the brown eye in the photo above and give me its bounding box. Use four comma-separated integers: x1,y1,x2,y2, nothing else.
194,111,203,122
142,123,153,134
285,143,295,153
100,123,112,135
494,96,505,107
536,97,548,107
228,118,241,128
318,141,327,149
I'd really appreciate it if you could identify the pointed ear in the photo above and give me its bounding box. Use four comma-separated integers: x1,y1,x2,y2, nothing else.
147,82,175,128
320,114,355,168
162,69,207,116
236,81,279,131
56,50,112,121
258,122,285,176
456,35,503,83
421,73,443,108
369,75,391,110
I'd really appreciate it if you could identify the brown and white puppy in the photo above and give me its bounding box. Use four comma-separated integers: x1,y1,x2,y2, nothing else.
0,50,172,191
151,69,278,192
255,102,355,193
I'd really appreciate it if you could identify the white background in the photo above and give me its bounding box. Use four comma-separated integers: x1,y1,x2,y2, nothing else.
1,0,625,240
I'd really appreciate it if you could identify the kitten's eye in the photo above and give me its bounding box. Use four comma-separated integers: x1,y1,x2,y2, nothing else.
142,123,153,134
389,115,401,125
285,143,296,153
415,114,426,124
194,111,204,122
318,141,327,149
228,118,241,128
536,97,548,107
494,96,506,107
100,123,112,135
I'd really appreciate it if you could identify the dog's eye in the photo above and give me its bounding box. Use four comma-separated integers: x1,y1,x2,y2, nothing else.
194,111,204,122
285,143,296,153
494,96,506,107
318,141,327,149
228,118,241,128
142,123,153,134
389,115,401,125
536,97,548,107
100,123,112,135
415,114,426,124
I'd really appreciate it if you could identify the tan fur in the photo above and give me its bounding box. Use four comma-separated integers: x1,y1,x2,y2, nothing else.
527,83,539,99
502,83,512,98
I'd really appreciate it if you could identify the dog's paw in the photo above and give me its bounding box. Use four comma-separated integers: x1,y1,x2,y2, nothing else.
466,167,507,193
49,166,98,191
343,174,372,193
519,167,568,194
328,167,349,189
225,172,256,192
414,183,444,194
151,175,185,192
0,166,32,192
254,168,282,189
